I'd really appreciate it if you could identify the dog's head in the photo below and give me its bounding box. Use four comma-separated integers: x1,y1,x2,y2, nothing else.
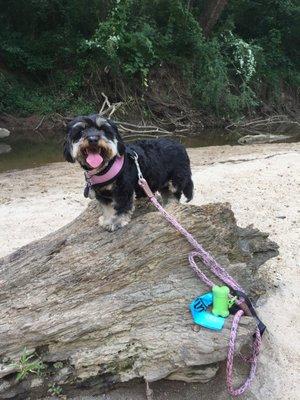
63,114,125,170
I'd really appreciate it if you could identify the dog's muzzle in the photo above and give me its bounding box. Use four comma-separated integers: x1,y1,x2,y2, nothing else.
87,135,100,145
83,131,104,168
85,151,103,168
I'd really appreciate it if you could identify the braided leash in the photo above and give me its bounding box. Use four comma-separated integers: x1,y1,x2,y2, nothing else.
136,174,262,397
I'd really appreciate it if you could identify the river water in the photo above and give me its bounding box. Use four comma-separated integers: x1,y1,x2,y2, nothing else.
0,128,299,173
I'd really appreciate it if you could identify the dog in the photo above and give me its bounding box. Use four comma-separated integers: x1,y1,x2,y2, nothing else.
63,114,194,231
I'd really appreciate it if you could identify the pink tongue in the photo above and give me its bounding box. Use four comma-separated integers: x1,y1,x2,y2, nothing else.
86,152,103,168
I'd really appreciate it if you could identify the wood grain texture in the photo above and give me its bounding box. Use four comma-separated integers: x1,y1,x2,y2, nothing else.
0,201,278,398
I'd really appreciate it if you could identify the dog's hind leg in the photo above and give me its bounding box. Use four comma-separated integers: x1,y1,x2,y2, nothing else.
170,168,194,203
160,184,180,205
182,176,194,202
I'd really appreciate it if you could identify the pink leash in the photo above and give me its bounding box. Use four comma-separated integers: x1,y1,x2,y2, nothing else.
137,175,262,397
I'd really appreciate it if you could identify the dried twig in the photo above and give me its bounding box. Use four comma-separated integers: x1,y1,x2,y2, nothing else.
99,92,111,114
97,92,176,134
100,103,123,117
98,93,123,118
114,121,168,130
118,124,172,135
123,134,160,139
123,133,184,140
226,114,300,134
34,116,46,131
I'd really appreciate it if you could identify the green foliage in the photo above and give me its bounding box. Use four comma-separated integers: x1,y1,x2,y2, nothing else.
0,73,95,116
84,1,158,82
48,383,63,396
53,361,64,369
227,0,300,93
0,0,107,74
0,0,298,118
12,348,45,382
80,0,260,115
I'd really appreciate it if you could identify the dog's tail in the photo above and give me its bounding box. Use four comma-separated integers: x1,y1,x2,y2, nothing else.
183,177,194,202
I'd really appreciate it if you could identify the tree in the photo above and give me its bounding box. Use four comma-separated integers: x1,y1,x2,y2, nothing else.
199,0,228,37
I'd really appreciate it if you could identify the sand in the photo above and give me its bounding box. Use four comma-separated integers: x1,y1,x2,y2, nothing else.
0,142,299,399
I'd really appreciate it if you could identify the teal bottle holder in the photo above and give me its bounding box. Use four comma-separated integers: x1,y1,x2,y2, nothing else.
190,292,225,331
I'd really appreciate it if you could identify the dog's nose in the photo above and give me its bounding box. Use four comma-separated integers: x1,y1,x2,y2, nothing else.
88,136,99,144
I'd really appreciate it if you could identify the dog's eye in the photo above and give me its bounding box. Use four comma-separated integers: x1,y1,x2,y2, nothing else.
102,127,114,141
71,128,83,142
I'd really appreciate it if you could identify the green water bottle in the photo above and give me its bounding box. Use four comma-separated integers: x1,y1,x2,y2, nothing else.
212,285,230,317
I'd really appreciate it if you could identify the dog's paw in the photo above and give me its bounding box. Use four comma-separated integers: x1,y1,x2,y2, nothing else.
100,214,131,232
104,222,121,232
88,188,96,199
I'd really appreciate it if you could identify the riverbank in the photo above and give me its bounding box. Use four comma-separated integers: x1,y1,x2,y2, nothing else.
0,142,299,399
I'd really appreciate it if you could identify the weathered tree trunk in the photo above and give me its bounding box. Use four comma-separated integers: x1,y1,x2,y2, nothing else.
0,201,278,399
199,0,228,37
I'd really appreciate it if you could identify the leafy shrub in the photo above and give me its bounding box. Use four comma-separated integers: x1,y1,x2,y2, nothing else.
0,0,298,118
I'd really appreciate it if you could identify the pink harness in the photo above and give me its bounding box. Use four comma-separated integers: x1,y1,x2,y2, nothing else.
86,155,125,186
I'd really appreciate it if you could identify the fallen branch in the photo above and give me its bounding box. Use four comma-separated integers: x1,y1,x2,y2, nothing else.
226,114,300,133
97,93,123,119
123,133,185,140
118,124,172,135
99,92,111,114
114,121,171,130
34,115,46,131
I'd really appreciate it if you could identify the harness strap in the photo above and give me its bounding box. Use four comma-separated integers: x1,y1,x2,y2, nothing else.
85,155,125,188
234,290,266,336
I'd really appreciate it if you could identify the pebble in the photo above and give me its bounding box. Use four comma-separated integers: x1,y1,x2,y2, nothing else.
191,324,200,332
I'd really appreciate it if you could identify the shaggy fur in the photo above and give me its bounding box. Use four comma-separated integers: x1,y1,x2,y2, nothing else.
63,114,194,231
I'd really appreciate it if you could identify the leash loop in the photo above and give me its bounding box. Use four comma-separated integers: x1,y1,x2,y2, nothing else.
132,152,263,396
226,313,262,396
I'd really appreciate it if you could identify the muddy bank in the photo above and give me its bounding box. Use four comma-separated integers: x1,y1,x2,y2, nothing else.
0,113,66,135
1,111,300,139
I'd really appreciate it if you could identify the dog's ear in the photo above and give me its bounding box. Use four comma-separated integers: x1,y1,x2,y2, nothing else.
67,117,85,130
63,140,75,163
83,116,94,127
117,140,125,156
84,114,107,128
109,120,125,156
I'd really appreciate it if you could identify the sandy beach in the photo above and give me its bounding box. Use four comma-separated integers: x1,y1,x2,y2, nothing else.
0,142,299,399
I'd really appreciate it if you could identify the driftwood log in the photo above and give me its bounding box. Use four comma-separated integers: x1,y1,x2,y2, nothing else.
0,128,10,139
0,201,278,399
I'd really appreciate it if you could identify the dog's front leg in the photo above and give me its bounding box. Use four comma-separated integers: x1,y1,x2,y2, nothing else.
98,199,116,230
99,191,135,232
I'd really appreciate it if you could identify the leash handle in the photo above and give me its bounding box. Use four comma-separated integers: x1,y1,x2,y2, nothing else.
226,310,262,396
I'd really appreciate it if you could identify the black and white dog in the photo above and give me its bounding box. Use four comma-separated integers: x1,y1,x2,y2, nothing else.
63,114,194,231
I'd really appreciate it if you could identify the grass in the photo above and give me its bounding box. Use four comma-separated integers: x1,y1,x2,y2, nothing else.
12,348,45,381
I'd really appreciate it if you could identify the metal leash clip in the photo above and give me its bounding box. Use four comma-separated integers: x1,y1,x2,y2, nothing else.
132,151,155,198
132,151,144,181
83,172,92,198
